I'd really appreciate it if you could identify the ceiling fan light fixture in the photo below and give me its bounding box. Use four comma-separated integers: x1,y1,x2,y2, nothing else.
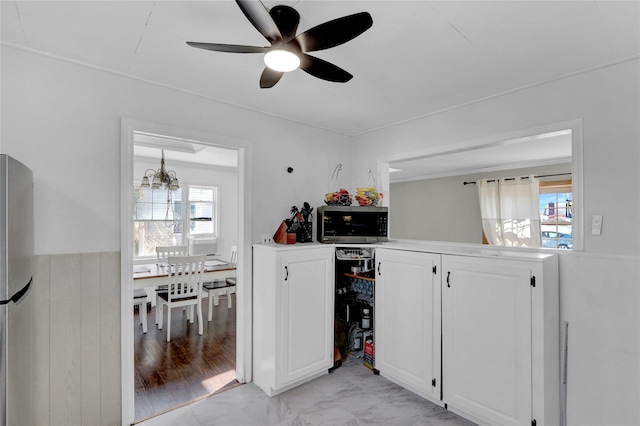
186,4,373,87
264,49,300,72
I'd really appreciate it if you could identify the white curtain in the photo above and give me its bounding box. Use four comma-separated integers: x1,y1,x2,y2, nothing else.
477,175,542,247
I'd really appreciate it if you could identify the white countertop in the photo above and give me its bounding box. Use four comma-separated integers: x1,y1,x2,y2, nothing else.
254,239,557,262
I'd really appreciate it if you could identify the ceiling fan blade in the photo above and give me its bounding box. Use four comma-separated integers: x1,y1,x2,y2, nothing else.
269,5,300,42
186,42,268,53
236,0,282,44
299,54,353,83
295,12,373,52
260,67,284,88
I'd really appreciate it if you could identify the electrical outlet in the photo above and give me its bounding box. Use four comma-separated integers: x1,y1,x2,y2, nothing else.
261,234,273,244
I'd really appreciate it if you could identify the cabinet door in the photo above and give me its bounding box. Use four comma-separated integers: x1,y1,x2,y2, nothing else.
442,255,532,426
277,248,334,388
375,248,441,401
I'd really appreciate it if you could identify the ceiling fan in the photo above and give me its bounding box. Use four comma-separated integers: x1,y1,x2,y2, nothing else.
186,0,373,88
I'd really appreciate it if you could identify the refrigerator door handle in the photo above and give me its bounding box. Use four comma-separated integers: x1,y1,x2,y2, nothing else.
0,276,32,305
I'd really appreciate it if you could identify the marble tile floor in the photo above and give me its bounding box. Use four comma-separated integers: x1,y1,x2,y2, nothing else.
139,356,476,426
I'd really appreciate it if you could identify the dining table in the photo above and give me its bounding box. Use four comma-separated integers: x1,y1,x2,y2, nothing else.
132,259,237,290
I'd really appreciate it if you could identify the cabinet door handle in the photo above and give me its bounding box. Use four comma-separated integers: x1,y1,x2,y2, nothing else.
284,265,289,281
377,262,381,275
446,271,451,287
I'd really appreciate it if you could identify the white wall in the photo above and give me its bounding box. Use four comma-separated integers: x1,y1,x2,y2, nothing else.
353,59,640,256
1,46,351,255
134,157,239,259
352,59,640,425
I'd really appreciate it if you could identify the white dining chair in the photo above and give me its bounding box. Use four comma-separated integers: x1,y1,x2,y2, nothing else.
154,245,188,324
156,245,188,265
133,288,148,333
156,255,207,342
202,245,237,321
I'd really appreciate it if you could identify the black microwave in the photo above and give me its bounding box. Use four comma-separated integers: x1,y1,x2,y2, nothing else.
317,206,388,244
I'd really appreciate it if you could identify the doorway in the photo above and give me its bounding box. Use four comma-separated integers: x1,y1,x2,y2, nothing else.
120,119,253,425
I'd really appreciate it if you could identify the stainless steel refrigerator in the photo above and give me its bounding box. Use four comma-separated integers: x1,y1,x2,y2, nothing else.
0,154,34,426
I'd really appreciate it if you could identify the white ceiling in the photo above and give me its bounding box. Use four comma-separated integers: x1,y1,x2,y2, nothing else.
133,132,238,168
389,130,572,182
2,1,638,172
3,1,638,137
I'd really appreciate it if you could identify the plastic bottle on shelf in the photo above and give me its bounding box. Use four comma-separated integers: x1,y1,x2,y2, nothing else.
361,307,371,329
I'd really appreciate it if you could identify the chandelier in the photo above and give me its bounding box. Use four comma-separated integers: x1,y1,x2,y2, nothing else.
140,150,180,190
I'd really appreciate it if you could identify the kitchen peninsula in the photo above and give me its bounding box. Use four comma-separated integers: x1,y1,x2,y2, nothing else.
253,240,559,426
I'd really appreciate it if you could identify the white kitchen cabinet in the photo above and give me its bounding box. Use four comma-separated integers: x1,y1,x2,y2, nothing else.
252,244,334,396
374,247,442,403
441,253,559,426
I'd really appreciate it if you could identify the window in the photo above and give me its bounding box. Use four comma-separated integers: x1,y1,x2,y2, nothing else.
133,186,183,257
133,184,218,259
188,186,216,236
539,180,572,249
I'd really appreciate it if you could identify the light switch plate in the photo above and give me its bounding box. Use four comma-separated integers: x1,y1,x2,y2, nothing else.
591,214,603,236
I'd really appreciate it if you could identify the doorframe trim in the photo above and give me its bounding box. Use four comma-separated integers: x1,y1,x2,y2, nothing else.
119,118,253,425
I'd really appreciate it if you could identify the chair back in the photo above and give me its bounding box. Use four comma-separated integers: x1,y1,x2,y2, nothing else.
229,245,238,266
166,255,206,301
156,245,188,264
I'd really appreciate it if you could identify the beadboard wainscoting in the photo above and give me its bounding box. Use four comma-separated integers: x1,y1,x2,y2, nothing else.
32,252,121,426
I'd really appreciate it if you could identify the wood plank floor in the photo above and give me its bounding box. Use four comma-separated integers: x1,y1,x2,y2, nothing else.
133,294,238,422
